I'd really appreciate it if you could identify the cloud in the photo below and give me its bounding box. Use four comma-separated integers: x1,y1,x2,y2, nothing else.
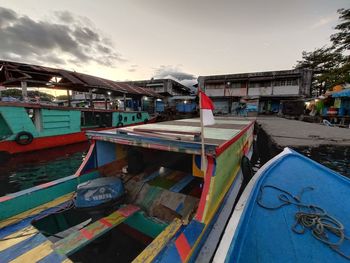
310,13,338,29
128,64,138,72
0,7,125,67
153,65,197,89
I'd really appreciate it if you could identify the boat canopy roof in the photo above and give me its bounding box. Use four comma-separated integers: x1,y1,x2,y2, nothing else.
86,117,254,156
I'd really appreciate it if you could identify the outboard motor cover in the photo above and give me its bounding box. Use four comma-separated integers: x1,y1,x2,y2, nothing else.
75,177,124,208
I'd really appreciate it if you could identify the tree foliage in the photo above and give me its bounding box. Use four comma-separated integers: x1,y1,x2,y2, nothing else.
0,89,55,101
296,8,350,95
331,8,350,53
55,95,69,100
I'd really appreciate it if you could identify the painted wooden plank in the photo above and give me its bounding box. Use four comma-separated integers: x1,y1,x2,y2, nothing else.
37,251,70,263
169,175,194,193
10,241,54,263
142,168,172,183
0,226,38,252
0,232,47,262
176,118,251,125
53,205,140,256
0,193,74,229
132,218,182,263
134,128,201,136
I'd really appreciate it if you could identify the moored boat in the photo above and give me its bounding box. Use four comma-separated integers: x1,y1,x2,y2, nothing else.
214,148,350,263
0,117,254,262
0,102,156,155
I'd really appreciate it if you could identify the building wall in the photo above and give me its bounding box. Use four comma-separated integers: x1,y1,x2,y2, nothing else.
200,69,312,98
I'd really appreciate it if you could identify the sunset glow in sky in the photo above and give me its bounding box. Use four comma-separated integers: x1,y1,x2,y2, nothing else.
0,0,349,92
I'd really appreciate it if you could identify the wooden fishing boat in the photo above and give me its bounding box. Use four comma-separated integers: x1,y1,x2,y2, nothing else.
214,148,350,263
0,102,156,155
0,117,254,262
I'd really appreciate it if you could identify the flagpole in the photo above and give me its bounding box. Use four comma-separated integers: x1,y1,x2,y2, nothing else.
199,89,206,173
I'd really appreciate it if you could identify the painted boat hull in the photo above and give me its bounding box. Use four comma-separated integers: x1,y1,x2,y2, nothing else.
214,148,350,263
0,118,255,262
0,117,157,155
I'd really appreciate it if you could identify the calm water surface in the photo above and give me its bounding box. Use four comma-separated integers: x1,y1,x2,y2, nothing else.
0,142,89,196
252,146,349,177
0,143,349,197
297,146,350,178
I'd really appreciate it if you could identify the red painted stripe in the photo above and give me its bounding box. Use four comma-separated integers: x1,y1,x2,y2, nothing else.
0,132,87,155
99,218,113,227
118,205,140,217
80,229,93,240
195,156,214,222
37,181,55,189
0,196,13,202
75,140,95,176
215,121,255,156
0,116,157,155
175,233,192,262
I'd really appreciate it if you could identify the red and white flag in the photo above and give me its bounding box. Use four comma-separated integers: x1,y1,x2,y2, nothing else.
200,90,215,126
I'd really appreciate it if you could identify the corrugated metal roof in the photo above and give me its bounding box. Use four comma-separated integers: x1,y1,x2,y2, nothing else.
0,60,162,98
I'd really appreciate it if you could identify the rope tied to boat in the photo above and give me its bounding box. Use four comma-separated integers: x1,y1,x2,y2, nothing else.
257,185,350,260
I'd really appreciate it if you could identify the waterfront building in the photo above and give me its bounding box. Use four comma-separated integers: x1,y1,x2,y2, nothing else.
198,69,313,115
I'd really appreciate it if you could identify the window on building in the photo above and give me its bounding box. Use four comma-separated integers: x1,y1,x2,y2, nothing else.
259,81,271,88
249,82,259,88
231,82,241,89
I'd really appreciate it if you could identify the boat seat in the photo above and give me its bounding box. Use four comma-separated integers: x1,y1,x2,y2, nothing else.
53,204,140,256
125,181,199,224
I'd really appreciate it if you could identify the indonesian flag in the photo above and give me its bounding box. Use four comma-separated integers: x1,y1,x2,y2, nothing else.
200,90,215,126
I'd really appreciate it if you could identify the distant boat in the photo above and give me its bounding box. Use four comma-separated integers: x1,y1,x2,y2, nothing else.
214,148,350,263
0,102,156,155
0,117,254,262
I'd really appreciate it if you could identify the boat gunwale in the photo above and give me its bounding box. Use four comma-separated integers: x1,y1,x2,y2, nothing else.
213,147,292,262
0,101,151,114
86,119,255,156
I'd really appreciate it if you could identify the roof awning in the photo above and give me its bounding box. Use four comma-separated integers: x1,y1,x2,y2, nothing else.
332,89,350,98
0,60,162,98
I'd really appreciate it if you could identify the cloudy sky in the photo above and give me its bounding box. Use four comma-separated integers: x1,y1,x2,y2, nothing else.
0,0,349,88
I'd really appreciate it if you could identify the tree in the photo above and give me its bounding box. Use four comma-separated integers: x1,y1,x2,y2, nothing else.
296,8,350,95
55,95,69,100
296,47,346,95
0,88,55,101
331,8,350,53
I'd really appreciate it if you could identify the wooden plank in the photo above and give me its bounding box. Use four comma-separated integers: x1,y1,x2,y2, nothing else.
53,205,140,256
0,193,74,229
134,128,201,136
9,241,54,263
132,218,182,263
0,226,38,252
169,175,194,193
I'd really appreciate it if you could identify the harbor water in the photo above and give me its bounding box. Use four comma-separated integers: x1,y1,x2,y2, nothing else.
0,143,349,197
0,142,89,196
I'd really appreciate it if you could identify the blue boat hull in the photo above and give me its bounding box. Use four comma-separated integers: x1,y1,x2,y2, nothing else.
215,148,350,263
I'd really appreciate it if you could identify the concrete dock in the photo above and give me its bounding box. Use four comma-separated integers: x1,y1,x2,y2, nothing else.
257,117,350,148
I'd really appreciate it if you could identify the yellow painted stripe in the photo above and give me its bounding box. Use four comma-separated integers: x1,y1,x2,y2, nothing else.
132,218,182,263
0,193,74,229
0,226,38,252
9,241,53,263
62,259,73,263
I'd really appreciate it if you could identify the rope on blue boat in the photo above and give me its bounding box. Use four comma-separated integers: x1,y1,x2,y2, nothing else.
257,185,350,260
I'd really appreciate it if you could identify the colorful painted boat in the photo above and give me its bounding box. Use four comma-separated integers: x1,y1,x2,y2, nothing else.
0,102,156,155
0,117,254,262
214,148,350,263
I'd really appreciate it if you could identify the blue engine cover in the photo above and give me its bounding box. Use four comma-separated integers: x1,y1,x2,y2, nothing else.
75,177,124,208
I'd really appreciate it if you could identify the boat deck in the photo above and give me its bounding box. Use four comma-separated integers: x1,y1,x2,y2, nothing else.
87,117,254,155
219,149,350,263
0,194,73,262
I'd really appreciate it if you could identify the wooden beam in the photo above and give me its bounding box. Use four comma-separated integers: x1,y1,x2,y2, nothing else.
53,205,140,256
132,218,182,263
